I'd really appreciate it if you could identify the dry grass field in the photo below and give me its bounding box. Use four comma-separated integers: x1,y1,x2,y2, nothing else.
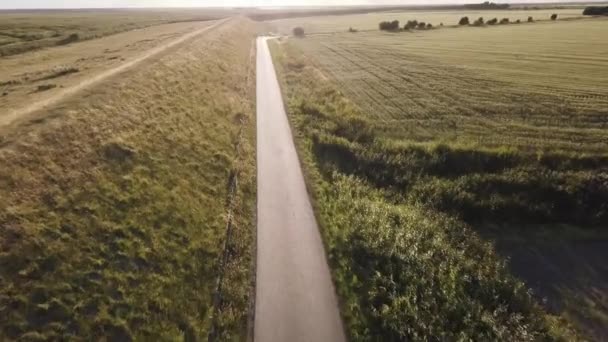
291,18,608,152
270,8,587,34
270,14,608,341
0,20,216,126
0,9,229,56
0,16,259,340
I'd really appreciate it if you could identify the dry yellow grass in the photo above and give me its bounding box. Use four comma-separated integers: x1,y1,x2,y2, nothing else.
0,20,216,126
0,17,259,340
270,8,587,34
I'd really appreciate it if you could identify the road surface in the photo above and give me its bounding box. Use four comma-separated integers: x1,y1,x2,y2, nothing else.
255,37,346,342
1,19,226,128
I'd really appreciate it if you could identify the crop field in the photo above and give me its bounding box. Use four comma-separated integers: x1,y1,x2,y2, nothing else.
270,8,586,34
270,14,608,341
0,17,259,341
290,18,608,152
0,9,229,56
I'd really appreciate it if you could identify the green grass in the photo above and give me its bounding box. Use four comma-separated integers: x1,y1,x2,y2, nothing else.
270,8,588,34
0,9,230,56
0,18,258,340
269,40,578,341
270,16,608,339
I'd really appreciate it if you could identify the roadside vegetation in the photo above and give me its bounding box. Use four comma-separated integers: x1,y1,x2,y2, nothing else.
270,15,608,340
0,18,259,340
269,40,579,341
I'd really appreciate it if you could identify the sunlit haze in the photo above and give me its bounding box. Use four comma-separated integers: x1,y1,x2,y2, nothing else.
0,0,588,10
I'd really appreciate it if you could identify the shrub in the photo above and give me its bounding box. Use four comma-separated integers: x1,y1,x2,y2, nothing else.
473,17,484,26
583,6,608,15
293,27,305,37
417,22,427,29
458,16,470,25
36,84,57,92
348,27,358,33
487,18,498,25
440,22,444,26
56,33,79,46
528,16,534,22
404,20,418,29
515,19,521,23
379,20,400,31
499,18,510,24
426,23,433,29
551,13,558,20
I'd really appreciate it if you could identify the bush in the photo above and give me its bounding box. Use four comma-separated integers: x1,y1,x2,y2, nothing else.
56,33,79,46
36,84,57,92
379,20,400,31
551,13,558,20
293,27,305,37
440,22,444,26
348,27,358,33
404,20,418,29
515,19,521,23
473,17,484,26
528,16,534,22
487,18,498,25
417,22,427,29
583,6,608,15
458,16,470,25
499,18,510,24
426,23,433,29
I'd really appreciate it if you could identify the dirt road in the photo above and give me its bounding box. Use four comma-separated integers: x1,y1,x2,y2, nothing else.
255,37,346,342
1,19,225,128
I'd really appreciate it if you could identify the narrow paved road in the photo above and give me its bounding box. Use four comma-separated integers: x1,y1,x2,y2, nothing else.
255,37,346,342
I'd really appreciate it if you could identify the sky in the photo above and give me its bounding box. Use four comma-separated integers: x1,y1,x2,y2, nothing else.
0,0,586,9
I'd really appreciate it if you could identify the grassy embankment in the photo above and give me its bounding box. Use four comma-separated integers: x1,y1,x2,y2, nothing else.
0,18,259,340
269,19,608,340
0,9,231,57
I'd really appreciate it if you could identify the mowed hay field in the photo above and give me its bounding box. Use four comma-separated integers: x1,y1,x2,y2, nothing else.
0,9,229,56
270,15,608,341
0,17,259,340
270,8,586,34
292,18,608,152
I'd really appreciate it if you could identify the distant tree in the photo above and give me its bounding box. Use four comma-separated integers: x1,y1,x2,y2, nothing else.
426,23,433,29
583,6,608,15
459,16,470,25
551,13,558,20
379,20,400,31
440,22,444,26
487,18,498,25
515,19,521,23
528,16,534,22
293,27,305,37
499,18,510,24
417,22,427,29
348,27,358,32
473,17,484,26
404,20,418,29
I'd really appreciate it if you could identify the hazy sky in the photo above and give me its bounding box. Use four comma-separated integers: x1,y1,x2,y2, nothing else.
0,0,582,9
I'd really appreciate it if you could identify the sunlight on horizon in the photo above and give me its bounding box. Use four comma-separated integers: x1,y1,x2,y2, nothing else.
0,0,582,10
